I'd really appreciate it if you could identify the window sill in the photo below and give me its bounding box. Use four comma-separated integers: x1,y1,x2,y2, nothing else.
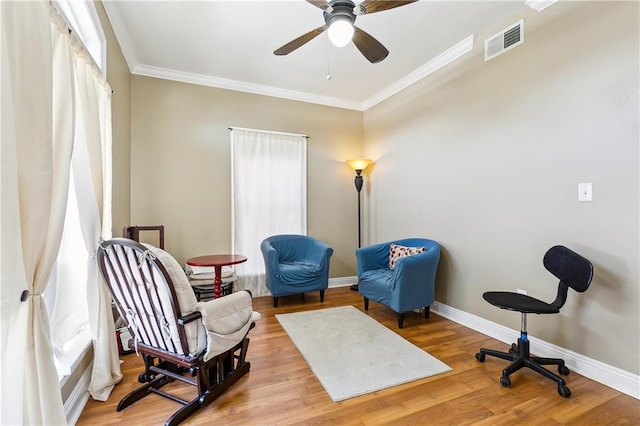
57,326,92,387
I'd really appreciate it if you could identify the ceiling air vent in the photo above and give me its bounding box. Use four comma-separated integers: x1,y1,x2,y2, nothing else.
485,19,524,61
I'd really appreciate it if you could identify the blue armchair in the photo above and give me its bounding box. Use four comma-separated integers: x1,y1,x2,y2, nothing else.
356,238,440,328
261,234,334,307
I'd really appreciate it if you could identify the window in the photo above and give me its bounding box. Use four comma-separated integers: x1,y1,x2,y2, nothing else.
53,0,105,72
44,168,91,381
230,128,307,297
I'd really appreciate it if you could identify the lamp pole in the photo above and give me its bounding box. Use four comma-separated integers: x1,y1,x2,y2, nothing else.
346,158,372,292
355,169,363,249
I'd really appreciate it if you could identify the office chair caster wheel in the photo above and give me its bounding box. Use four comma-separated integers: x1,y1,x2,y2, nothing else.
558,365,570,375
475,353,485,362
558,385,571,398
509,343,517,354
500,376,511,387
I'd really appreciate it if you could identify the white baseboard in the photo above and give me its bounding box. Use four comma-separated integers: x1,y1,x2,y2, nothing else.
64,361,92,425
329,276,357,288
432,301,640,400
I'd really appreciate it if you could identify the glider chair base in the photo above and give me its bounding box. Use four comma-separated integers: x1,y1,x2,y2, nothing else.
118,335,252,426
363,297,430,329
273,289,325,308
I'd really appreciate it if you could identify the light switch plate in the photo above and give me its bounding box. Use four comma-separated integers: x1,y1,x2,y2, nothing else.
578,183,593,202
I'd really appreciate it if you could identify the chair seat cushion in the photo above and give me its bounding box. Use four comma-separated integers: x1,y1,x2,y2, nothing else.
279,261,324,282
358,268,394,304
483,291,560,314
196,291,259,361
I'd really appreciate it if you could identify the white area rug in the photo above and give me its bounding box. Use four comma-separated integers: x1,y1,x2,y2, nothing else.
275,305,452,402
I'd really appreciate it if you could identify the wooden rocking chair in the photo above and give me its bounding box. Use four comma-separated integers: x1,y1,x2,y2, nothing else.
97,238,260,426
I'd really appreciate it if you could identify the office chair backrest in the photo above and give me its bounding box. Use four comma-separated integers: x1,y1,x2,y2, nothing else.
543,245,594,293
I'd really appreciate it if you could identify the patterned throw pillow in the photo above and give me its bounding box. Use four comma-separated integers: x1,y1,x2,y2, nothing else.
389,243,426,269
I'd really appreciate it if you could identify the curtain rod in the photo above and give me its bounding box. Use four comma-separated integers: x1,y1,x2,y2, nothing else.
228,126,309,139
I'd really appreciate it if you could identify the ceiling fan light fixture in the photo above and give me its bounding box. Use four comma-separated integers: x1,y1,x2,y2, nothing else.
275,0,416,62
328,18,354,47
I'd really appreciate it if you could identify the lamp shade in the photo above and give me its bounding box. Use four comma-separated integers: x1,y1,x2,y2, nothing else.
328,18,354,48
346,158,372,172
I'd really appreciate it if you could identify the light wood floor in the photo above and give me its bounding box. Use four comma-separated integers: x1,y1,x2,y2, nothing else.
78,287,639,425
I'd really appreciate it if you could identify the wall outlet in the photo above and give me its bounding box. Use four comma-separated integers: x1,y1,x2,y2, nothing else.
517,288,528,295
578,182,593,202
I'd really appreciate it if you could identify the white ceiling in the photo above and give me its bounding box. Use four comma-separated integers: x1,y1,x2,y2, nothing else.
102,1,529,110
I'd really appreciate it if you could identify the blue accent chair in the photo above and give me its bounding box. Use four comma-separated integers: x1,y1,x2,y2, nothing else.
261,234,334,308
356,238,440,328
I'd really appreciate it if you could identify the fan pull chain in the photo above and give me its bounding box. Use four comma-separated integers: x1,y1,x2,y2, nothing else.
326,38,332,80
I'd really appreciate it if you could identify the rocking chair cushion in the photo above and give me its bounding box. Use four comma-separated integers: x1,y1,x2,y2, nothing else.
143,244,206,356
196,291,261,361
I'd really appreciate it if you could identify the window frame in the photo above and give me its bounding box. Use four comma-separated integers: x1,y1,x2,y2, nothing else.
53,0,106,74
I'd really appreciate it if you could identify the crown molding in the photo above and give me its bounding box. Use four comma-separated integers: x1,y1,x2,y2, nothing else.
133,64,364,111
525,0,559,12
361,35,475,110
132,32,474,113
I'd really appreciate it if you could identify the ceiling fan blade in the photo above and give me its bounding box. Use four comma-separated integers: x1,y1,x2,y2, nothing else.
354,0,418,15
274,25,328,56
306,0,333,13
352,26,389,63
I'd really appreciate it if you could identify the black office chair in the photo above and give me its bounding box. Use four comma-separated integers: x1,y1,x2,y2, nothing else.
475,245,593,398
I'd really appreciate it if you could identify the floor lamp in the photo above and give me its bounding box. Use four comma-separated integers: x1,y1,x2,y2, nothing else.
346,158,372,291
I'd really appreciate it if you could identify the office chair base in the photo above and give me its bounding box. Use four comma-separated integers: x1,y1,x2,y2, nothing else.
476,337,572,398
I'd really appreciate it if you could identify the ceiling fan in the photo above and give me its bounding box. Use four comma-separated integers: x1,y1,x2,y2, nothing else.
274,0,418,64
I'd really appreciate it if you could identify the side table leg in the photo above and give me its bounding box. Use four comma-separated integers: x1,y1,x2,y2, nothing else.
214,266,222,299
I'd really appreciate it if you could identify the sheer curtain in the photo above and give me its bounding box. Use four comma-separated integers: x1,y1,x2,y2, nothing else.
44,168,89,377
73,49,121,401
230,128,307,297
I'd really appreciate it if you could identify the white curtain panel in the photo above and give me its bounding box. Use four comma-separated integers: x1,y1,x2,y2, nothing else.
1,1,71,424
231,129,307,297
72,54,121,400
1,1,121,422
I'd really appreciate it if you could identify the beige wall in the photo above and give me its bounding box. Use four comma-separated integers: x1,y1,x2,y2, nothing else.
363,1,639,374
130,76,363,276
96,1,131,237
